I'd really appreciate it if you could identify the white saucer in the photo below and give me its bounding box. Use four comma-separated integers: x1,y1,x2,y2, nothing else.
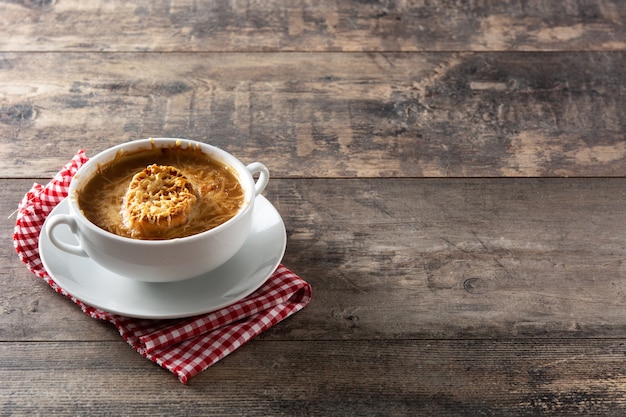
39,196,286,319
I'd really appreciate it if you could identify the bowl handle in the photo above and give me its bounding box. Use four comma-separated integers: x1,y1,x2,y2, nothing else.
246,162,270,197
45,214,88,257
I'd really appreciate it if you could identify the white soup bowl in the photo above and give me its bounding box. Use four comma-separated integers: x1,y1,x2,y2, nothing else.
45,138,269,283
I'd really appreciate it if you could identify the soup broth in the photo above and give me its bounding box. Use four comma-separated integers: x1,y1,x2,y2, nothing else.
78,145,245,240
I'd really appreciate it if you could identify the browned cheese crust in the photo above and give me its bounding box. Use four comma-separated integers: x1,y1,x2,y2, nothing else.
123,164,197,238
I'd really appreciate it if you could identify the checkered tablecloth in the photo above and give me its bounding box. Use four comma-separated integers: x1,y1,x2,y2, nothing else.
13,151,312,383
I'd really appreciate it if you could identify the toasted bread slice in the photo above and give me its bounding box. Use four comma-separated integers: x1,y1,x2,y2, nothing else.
123,164,197,238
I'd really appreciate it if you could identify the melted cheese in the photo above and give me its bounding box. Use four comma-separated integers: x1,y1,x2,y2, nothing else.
78,145,245,240
122,164,197,238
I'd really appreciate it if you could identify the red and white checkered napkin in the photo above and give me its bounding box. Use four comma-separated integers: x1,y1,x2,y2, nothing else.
13,151,312,384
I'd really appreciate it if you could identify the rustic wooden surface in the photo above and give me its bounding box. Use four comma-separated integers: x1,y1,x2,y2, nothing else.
3,51,626,178
3,1,626,416
1,0,626,52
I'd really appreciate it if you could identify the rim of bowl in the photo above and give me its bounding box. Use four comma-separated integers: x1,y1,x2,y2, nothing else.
68,138,256,244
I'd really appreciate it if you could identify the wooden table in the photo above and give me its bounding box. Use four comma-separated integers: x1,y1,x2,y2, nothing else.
3,1,626,415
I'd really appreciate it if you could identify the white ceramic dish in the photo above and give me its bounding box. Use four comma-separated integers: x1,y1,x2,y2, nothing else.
39,196,286,319
44,138,271,282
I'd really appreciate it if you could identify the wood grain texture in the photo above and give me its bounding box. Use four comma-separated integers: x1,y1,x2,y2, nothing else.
2,52,626,178
3,339,626,416
1,0,625,52
3,0,626,415
4,178,626,342
277,177,626,340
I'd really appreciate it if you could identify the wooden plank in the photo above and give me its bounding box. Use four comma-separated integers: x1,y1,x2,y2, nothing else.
2,339,626,416
1,0,625,52
277,177,626,339
2,52,626,178
4,178,626,342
